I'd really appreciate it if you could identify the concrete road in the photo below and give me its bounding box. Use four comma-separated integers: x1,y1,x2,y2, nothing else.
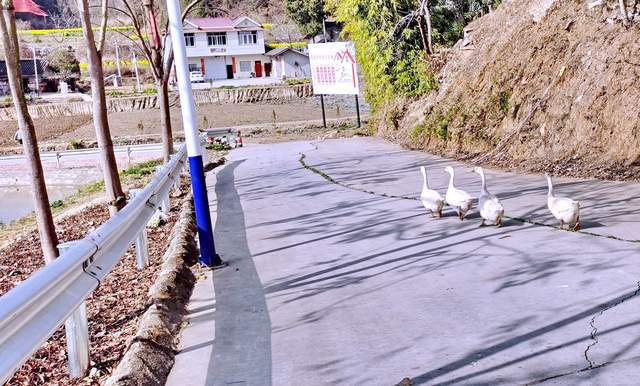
168,137,640,385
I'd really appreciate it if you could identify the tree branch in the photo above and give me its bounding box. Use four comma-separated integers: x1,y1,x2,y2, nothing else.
97,0,109,55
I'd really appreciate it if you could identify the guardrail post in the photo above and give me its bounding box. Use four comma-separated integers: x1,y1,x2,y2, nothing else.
134,227,149,269
201,141,209,165
161,191,170,215
56,152,61,169
58,242,90,379
126,146,132,166
130,189,150,268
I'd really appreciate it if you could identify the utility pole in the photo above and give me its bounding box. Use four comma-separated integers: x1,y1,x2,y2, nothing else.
165,0,223,267
132,48,142,93
31,46,39,96
115,44,122,80
322,18,327,42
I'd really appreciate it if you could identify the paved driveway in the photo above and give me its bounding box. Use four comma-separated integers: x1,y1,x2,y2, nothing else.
169,137,640,385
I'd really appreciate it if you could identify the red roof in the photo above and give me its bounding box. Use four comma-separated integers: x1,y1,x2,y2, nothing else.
187,17,235,29
184,17,263,32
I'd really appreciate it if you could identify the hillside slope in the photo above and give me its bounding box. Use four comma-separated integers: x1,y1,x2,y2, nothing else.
379,0,640,180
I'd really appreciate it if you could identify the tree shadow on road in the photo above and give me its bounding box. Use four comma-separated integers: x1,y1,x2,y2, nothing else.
206,160,272,386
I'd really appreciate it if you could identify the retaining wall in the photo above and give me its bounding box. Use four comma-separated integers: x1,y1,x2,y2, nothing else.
0,83,313,121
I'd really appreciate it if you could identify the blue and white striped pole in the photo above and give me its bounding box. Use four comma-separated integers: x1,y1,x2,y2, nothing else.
166,0,222,267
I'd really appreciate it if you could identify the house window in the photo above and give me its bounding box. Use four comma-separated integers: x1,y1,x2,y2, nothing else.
185,33,195,47
239,31,258,45
239,61,252,72
207,32,226,46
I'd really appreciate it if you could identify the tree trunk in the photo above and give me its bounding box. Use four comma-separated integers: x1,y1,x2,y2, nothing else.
77,0,125,215
417,15,430,56
424,1,434,55
158,79,174,162
0,0,59,262
619,0,630,24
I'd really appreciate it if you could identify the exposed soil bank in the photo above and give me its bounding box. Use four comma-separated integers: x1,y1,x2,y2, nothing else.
379,0,640,181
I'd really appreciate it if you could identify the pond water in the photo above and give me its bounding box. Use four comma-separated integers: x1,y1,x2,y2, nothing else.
0,185,79,225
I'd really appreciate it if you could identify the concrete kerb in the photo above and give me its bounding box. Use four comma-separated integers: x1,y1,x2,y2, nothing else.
105,157,225,386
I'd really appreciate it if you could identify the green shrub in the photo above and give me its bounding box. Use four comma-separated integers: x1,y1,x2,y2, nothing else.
51,200,64,209
285,78,311,85
106,90,125,97
206,143,230,151
122,159,163,177
69,140,84,149
410,111,452,141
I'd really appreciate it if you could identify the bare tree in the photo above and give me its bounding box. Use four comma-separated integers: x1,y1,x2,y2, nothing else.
77,0,126,215
112,0,219,163
0,0,59,262
392,0,433,56
50,0,81,28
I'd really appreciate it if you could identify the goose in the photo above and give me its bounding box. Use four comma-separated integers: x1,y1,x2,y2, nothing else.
473,167,505,227
420,166,445,218
444,166,474,221
545,173,581,231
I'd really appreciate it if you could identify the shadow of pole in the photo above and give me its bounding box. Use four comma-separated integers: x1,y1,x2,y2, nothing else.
206,160,273,386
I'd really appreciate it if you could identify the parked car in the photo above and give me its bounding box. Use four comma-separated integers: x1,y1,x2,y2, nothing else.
189,70,205,83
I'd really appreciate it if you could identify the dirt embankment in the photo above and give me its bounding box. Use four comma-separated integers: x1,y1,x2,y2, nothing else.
379,0,640,180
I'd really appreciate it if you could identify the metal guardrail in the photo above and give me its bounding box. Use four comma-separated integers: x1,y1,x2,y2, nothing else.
0,144,189,383
0,144,168,169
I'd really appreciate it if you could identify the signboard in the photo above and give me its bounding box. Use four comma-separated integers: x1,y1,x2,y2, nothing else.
308,42,360,95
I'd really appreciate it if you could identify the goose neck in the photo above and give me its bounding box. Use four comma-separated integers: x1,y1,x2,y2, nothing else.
546,175,554,197
479,170,487,192
421,167,429,189
447,170,455,189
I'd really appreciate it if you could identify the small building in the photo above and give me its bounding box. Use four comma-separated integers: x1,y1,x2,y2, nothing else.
0,59,48,96
265,47,310,80
183,16,272,81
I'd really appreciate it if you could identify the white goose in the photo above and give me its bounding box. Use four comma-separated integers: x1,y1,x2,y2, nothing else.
473,167,505,227
545,173,581,231
420,166,445,218
444,166,474,220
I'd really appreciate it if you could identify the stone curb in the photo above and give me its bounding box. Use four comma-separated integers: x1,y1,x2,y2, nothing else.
104,194,199,386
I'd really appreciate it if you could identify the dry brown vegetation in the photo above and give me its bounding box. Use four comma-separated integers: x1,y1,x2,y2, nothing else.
379,0,640,181
1,191,187,385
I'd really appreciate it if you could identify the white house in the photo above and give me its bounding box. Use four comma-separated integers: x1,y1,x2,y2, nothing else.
265,47,311,80
183,16,272,81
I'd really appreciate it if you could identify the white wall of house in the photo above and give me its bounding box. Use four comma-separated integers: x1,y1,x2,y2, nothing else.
188,54,272,80
184,25,271,81
185,30,266,58
234,54,270,79
271,52,311,80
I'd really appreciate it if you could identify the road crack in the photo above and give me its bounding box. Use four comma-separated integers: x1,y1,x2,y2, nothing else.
583,281,640,369
299,149,640,244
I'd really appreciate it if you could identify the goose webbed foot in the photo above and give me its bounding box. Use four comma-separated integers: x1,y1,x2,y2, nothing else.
496,219,502,228
438,209,443,218
573,222,581,232
479,219,486,227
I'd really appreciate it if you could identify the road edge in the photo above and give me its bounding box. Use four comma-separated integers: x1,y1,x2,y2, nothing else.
105,158,225,385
